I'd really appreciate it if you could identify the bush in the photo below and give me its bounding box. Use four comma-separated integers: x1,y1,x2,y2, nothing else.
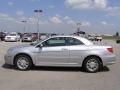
116,40,120,44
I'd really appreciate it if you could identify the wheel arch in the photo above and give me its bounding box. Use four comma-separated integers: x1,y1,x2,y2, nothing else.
82,55,103,67
13,53,33,65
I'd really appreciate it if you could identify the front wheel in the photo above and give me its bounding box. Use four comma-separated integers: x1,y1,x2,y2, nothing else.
83,56,102,73
14,55,32,70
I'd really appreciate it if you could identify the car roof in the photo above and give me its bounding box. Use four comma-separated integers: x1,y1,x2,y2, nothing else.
51,35,84,39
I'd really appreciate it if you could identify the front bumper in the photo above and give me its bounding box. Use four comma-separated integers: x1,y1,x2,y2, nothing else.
5,38,17,41
4,54,14,65
22,37,32,42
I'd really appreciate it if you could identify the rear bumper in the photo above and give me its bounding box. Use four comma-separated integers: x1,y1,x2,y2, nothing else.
102,54,116,66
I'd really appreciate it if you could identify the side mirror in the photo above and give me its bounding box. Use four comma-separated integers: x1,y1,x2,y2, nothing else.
36,44,43,48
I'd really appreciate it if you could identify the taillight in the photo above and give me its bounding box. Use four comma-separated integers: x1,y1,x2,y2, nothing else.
107,48,113,53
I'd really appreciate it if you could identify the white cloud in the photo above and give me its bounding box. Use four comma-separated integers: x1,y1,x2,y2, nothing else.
101,21,114,26
0,13,21,32
49,16,62,23
94,0,107,9
65,0,120,17
49,15,91,27
101,21,107,25
8,2,14,6
28,17,47,25
106,7,120,16
63,16,75,25
16,11,24,16
0,13,14,21
0,13,9,18
81,21,91,27
28,17,36,24
65,0,107,10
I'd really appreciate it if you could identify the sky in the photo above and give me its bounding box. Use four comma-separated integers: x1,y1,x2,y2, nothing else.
0,0,120,35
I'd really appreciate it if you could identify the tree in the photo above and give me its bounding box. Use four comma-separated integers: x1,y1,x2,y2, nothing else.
116,32,119,37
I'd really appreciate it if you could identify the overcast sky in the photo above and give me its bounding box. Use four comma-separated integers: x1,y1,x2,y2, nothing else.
0,0,120,35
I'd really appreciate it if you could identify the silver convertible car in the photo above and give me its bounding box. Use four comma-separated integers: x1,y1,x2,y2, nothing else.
4,36,116,72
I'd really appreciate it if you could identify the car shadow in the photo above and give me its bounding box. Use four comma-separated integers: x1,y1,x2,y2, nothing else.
2,64,15,70
99,66,110,72
2,64,110,73
31,66,110,73
31,66,82,72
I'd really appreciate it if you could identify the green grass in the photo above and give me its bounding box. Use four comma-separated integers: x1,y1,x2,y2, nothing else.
102,36,120,40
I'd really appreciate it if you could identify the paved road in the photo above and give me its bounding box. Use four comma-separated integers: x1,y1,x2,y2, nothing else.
0,41,120,90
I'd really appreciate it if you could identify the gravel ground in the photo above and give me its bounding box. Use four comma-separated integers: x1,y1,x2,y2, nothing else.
0,40,120,90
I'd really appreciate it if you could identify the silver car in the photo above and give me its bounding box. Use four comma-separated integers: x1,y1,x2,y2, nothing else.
4,36,116,72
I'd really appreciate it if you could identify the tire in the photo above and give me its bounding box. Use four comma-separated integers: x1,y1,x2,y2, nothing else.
83,56,102,73
14,55,32,71
1,38,3,41
21,40,24,42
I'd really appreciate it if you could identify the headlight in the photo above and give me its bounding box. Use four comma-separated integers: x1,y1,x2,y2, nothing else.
13,38,17,40
28,37,32,40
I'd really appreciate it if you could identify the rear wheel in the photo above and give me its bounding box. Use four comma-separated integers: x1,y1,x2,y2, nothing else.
14,55,32,70
83,56,102,73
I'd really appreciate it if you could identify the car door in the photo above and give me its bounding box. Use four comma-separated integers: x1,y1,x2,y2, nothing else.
68,37,88,65
35,37,70,65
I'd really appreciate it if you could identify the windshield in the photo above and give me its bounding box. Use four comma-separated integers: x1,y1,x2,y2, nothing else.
24,34,32,37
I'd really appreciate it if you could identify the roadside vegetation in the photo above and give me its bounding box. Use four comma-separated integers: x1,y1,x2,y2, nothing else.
102,36,120,40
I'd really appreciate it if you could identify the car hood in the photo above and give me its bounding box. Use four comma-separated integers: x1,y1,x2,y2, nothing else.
8,44,33,51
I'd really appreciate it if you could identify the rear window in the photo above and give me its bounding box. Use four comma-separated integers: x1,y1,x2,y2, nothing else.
68,37,84,45
24,34,32,37
80,38,93,45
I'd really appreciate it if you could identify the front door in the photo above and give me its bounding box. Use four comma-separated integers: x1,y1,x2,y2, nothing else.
35,37,70,65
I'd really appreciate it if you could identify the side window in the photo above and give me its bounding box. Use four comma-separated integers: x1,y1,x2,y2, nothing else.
42,37,67,47
68,37,84,45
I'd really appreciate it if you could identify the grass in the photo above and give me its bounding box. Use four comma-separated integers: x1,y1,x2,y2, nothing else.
102,36,120,40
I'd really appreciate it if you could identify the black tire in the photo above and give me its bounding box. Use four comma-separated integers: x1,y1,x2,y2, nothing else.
21,40,25,42
1,38,4,41
83,56,102,73
14,55,32,71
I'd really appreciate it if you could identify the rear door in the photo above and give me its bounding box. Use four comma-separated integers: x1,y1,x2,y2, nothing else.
68,37,88,65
